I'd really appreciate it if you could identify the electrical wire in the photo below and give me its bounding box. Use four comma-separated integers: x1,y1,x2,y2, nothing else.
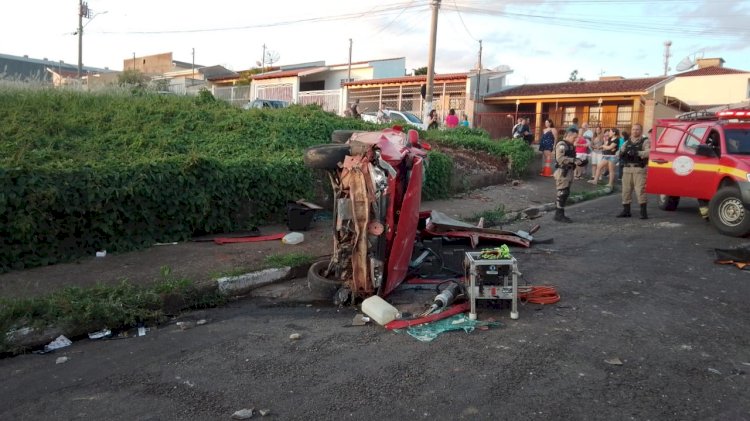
453,0,477,42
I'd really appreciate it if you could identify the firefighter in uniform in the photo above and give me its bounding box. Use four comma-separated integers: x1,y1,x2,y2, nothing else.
554,128,586,223
617,123,650,219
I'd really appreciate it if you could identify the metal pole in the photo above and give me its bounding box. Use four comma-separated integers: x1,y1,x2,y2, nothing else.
473,40,482,125
133,52,136,71
192,47,195,83
347,38,353,83
424,0,441,121
77,0,83,78
261,44,266,72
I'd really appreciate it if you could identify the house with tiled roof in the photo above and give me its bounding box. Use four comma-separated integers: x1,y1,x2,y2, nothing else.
343,66,513,125
247,57,407,114
664,58,750,107
480,75,674,139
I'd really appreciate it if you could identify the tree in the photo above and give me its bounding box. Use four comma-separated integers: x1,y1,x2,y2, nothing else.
413,67,428,76
236,68,264,86
117,69,149,88
568,69,585,82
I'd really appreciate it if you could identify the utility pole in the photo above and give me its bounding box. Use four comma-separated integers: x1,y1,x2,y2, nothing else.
132,52,136,71
347,38,353,83
261,44,266,72
473,39,482,124
77,0,88,78
192,47,195,84
424,0,441,122
663,40,672,76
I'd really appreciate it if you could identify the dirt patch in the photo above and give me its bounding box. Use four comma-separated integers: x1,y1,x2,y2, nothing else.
430,143,508,192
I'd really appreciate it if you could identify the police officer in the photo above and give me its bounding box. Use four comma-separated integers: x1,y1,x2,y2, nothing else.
554,128,587,223
617,123,650,219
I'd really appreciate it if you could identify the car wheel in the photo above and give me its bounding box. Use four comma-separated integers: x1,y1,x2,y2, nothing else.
657,195,680,211
331,130,363,144
303,144,350,170
307,260,346,302
709,186,750,237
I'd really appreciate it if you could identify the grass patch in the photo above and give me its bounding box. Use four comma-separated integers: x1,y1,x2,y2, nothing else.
0,279,225,354
263,252,316,269
469,205,507,227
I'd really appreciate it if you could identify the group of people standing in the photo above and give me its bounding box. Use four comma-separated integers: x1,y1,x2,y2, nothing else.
427,109,470,130
542,120,650,223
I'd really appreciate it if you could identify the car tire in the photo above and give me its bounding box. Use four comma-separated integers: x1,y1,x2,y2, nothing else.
331,130,363,144
303,144,350,170
709,186,750,237
657,195,680,211
307,260,345,301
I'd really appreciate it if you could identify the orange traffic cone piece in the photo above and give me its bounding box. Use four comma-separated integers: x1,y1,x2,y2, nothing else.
540,156,554,177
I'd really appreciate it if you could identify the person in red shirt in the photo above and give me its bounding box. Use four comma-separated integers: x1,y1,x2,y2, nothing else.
444,108,459,128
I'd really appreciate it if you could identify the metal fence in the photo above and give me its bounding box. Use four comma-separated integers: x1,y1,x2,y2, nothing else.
213,85,253,107
298,89,341,114
347,81,468,120
256,83,294,103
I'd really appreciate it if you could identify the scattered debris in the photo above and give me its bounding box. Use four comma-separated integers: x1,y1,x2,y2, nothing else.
708,368,722,375
183,380,195,388
605,358,623,366
153,242,179,246
511,179,521,186
95,250,107,257
714,246,750,270
281,232,304,245
351,313,370,326
138,326,148,336
88,329,112,340
176,322,195,331
259,409,271,417
361,295,399,325
44,335,72,352
196,319,208,326
55,356,69,364
289,333,301,340
231,408,255,419
399,314,500,342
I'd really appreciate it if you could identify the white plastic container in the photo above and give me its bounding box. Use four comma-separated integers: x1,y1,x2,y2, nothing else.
361,295,399,326
282,232,304,245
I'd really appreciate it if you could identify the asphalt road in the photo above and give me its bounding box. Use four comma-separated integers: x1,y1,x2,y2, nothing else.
2,193,750,420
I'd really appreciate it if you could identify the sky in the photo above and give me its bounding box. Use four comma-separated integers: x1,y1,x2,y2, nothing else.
3,0,750,85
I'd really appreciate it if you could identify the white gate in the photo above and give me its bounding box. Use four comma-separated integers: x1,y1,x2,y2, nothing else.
298,89,341,114
256,83,294,102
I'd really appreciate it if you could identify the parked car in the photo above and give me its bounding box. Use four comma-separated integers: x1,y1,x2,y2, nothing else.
646,107,750,236
243,99,289,110
303,128,429,304
361,109,424,129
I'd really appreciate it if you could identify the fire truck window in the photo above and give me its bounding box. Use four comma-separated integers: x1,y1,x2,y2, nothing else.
656,127,685,152
684,127,707,150
725,129,750,154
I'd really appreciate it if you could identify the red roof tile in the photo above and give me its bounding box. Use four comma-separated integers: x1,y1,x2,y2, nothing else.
344,73,468,87
485,77,669,98
674,66,749,77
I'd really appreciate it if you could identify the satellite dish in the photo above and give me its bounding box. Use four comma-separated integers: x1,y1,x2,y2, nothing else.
676,56,696,72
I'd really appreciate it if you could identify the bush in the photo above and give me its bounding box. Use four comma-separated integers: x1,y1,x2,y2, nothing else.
0,87,529,271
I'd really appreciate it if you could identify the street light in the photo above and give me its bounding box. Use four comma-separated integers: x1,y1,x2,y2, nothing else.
597,97,603,122
76,1,108,78
515,99,520,120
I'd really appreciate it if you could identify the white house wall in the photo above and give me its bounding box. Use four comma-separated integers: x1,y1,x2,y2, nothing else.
665,73,750,106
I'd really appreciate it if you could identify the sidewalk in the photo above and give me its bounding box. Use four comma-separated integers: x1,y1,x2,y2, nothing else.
0,166,609,300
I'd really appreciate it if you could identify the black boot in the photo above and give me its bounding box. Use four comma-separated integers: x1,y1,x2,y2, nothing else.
617,204,631,218
640,203,648,220
554,208,573,223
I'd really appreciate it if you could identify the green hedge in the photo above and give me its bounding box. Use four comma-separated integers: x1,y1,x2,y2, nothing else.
0,88,529,271
0,156,313,271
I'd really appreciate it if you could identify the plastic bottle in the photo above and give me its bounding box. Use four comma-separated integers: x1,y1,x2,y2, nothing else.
282,232,304,245
361,295,399,326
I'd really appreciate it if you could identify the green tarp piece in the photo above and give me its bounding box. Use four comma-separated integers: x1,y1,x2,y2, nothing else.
398,314,501,342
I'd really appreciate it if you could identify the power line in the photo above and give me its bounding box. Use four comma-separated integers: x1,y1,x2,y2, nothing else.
97,2,422,35
453,0,477,41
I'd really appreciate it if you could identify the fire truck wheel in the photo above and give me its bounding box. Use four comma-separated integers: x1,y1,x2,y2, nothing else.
657,195,680,211
303,144,350,170
709,186,750,237
331,130,364,144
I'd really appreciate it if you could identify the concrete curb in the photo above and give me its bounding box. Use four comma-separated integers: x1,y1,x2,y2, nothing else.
505,185,613,223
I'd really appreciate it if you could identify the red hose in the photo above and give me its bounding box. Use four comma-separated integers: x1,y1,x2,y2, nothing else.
519,285,560,304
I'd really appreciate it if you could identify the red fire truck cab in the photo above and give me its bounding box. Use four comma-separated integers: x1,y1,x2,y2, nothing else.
646,108,750,237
